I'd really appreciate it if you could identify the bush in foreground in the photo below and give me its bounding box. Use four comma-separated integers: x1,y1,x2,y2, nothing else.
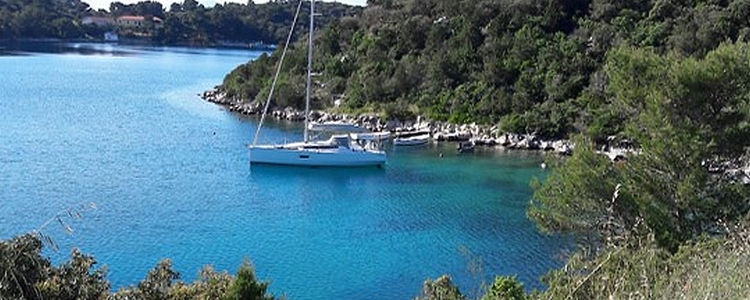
0,234,276,300
417,230,748,300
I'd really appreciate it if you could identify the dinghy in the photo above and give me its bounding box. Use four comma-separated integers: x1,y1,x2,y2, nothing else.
394,134,430,146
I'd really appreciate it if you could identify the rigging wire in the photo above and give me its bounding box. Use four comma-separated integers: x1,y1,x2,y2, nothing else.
251,0,305,146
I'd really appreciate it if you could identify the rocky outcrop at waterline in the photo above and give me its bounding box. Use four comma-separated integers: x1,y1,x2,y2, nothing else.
201,87,625,159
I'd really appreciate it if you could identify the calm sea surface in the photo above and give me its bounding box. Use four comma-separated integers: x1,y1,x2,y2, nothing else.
0,42,570,299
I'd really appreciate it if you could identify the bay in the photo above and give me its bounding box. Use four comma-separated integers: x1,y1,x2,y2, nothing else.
0,42,569,299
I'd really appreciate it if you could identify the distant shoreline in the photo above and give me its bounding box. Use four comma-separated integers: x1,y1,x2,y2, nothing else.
0,38,277,51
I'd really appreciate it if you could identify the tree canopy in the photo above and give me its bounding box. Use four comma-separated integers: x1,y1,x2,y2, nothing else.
0,234,276,300
223,0,750,139
152,0,360,46
530,43,750,251
0,0,361,46
0,0,92,39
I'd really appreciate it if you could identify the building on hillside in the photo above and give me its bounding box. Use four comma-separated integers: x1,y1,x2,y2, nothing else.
81,16,114,27
116,16,163,29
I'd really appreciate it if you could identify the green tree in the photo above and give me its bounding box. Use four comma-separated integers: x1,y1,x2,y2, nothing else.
481,276,527,300
530,43,750,251
36,250,109,300
415,275,465,300
222,260,274,300
0,234,50,299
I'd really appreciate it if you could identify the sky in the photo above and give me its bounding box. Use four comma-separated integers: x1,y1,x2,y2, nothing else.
86,0,367,10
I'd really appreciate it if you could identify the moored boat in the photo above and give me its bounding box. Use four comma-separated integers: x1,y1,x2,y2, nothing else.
394,130,430,139
248,0,386,167
352,131,391,141
249,135,385,167
394,134,430,146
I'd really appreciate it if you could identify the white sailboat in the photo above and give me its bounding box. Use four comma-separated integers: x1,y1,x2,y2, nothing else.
248,0,386,167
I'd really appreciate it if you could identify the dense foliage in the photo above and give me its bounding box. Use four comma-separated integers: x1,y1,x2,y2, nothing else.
223,0,750,138
516,42,749,299
530,43,750,251
539,230,750,299
0,0,360,46
0,234,276,300
415,229,750,300
0,0,93,39
151,0,360,46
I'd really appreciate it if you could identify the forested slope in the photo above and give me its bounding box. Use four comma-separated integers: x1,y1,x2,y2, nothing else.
150,0,361,45
0,0,361,46
0,0,92,39
223,0,750,139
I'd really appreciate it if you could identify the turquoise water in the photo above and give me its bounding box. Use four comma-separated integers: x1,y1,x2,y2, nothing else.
0,42,569,299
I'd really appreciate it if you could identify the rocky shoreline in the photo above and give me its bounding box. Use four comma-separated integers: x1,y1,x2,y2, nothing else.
201,87,750,183
201,88,624,156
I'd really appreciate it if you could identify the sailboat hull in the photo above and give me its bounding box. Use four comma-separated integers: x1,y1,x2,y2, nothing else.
249,146,386,167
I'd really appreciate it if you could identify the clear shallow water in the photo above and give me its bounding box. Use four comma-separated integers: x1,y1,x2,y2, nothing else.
0,42,570,299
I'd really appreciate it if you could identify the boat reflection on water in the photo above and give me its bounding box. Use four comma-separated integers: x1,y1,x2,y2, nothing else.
247,163,387,202
0,41,136,56
248,162,386,179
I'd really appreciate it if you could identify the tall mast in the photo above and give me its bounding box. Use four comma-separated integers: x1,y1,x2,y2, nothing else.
303,0,315,143
251,0,304,147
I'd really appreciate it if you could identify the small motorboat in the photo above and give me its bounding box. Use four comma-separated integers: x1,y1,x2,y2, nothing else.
394,130,430,139
394,134,430,146
457,141,475,153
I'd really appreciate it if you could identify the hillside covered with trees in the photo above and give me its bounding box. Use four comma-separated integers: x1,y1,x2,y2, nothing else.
223,0,750,139
0,0,92,39
142,0,361,45
0,0,361,46
525,41,750,298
